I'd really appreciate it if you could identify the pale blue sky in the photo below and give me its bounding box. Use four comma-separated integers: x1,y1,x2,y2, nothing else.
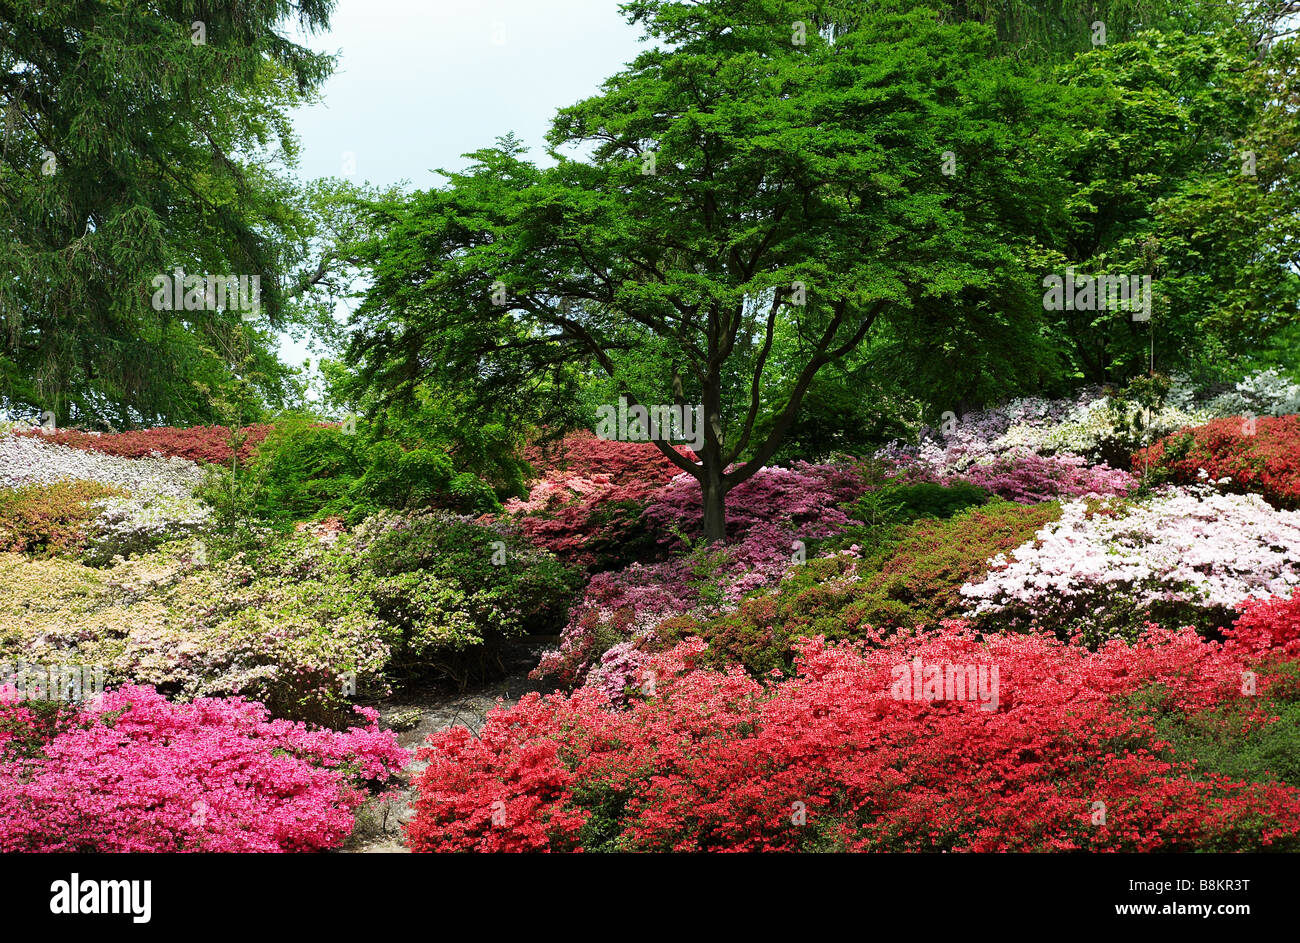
280,0,647,377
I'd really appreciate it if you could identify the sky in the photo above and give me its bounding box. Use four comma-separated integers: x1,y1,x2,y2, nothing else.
278,0,647,377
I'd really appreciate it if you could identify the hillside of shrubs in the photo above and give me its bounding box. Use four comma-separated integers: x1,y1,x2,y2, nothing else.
4,371,1300,852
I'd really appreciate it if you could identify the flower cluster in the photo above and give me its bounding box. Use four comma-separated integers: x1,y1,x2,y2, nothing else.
409,619,1300,852
960,487,1300,642
12,424,272,465
532,462,867,688
0,685,406,852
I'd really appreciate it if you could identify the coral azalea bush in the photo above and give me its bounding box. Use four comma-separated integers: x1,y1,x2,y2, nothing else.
1136,414,1300,510
0,686,405,852
14,424,272,465
408,612,1300,853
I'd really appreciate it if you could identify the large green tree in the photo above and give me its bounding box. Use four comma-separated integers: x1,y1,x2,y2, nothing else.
0,0,339,427
349,0,1069,540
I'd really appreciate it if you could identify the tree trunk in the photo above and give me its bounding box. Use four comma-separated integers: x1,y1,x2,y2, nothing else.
701,464,727,543
699,375,728,542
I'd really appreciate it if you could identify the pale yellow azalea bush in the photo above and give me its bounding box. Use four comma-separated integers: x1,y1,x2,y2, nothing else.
0,539,394,725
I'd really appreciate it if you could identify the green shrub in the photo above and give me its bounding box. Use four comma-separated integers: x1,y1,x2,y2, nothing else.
348,511,581,684
249,420,369,523
658,500,1061,676
0,480,126,557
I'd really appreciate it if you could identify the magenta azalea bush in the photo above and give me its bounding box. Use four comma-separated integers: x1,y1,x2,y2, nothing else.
957,451,1136,503
534,462,868,688
0,685,407,852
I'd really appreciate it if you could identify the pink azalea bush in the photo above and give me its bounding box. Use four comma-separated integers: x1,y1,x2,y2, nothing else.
642,461,866,540
0,685,406,852
957,451,1136,503
534,462,869,690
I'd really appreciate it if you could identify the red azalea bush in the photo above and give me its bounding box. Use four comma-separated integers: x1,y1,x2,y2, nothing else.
409,615,1300,853
16,425,274,465
1229,592,1300,658
521,430,695,485
507,431,697,569
1135,414,1300,509
0,685,407,852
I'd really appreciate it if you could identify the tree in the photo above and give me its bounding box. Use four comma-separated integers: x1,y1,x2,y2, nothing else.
0,0,340,427
1042,28,1300,384
349,1,1066,540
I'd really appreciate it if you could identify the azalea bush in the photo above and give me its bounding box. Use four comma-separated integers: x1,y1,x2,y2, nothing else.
961,487,1300,644
1136,414,1300,510
409,617,1300,853
958,451,1136,503
654,500,1062,678
506,432,695,570
533,521,800,689
1,430,205,497
643,461,867,542
0,686,405,852
12,424,273,465
0,511,579,721
890,371,1298,474
348,510,581,684
0,480,126,556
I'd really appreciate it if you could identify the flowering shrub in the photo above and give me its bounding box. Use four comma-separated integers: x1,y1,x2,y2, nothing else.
1136,414,1300,510
1227,592,1300,660
1,431,204,498
643,461,867,541
0,481,126,556
534,521,799,689
409,622,1300,852
889,372,1297,475
521,430,694,485
958,451,1136,503
961,488,1300,644
81,493,212,564
0,686,405,852
1,511,579,721
13,424,272,465
507,432,695,570
655,500,1062,677
347,510,581,682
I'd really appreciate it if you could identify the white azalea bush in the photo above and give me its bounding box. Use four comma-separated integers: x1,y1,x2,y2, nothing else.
960,486,1300,644
891,369,1300,476
82,493,212,564
0,431,211,563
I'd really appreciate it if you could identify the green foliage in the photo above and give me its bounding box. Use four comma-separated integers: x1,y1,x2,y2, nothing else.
238,417,503,526
1142,662,1300,789
347,1,1074,538
0,0,343,427
350,512,583,684
248,417,370,523
659,499,1059,676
